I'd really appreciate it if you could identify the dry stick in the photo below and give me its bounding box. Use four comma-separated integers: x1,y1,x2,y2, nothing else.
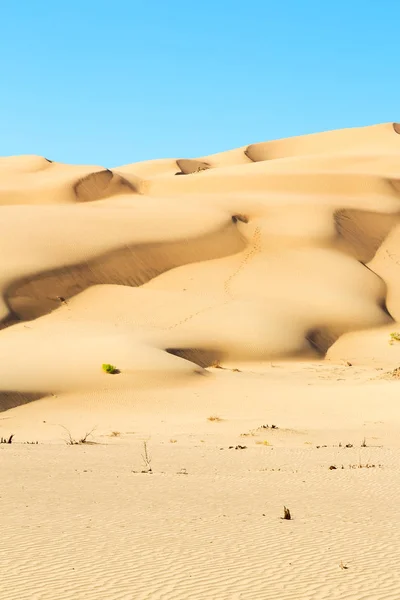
0,435,14,444
141,441,152,473
59,425,97,445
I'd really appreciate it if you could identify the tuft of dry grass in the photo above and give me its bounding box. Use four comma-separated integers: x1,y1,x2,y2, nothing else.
0,434,14,444
60,425,97,445
256,440,271,446
207,415,223,422
169,439,177,443
110,431,121,437
210,360,223,369
378,367,400,380
282,506,292,520
329,463,382,470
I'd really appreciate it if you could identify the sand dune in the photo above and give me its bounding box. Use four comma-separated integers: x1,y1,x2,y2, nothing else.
2,123,400,600
2,122,400,400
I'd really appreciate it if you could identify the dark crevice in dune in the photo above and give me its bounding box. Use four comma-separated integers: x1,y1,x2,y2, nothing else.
0,310,20,329
378,299,393,320
0,391,45,413
44,158,53,163
361,263,394,321
334,209,400,263
176,160,211,175
3,221,246,327
243,147,257,162
306,328,340,355
165,348,222,368
393,123,400,134
232,214,249,224
372,281,395,321
388,179,400,195
73,169,138,202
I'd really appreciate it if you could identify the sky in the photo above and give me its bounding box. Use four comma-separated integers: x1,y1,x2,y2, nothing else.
1,1,399,167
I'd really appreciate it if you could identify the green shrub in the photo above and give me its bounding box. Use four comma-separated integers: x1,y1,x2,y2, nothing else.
102,363,119,374
389,332,400,344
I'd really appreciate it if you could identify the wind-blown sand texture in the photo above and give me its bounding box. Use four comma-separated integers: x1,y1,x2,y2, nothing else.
2,123,400,599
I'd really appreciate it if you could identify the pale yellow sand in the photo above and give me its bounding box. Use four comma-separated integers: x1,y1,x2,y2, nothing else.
1,123,400,599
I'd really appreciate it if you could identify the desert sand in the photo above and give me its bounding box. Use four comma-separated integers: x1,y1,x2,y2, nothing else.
2,123,400,599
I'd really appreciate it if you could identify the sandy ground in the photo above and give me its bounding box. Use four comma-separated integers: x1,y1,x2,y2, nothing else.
1,123,400,599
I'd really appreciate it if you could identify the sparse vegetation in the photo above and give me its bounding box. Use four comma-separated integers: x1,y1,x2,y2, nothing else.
256,440,271,446
241,424,279,437
141,441,152,473
207,415,223,422
0,435,14,444
329,463,382,470
380,366,400,380
210,360,223,369
110,431,121,437
389,332,400,344
102,363,119,374
282,506,292,520
361,437,367,447
60,425,97,445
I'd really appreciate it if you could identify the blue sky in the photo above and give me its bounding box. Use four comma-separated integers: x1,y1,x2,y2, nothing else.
1,1,399,167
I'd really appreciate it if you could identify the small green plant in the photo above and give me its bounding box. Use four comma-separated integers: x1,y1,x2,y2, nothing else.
389,332,400,344
102,363,119,374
